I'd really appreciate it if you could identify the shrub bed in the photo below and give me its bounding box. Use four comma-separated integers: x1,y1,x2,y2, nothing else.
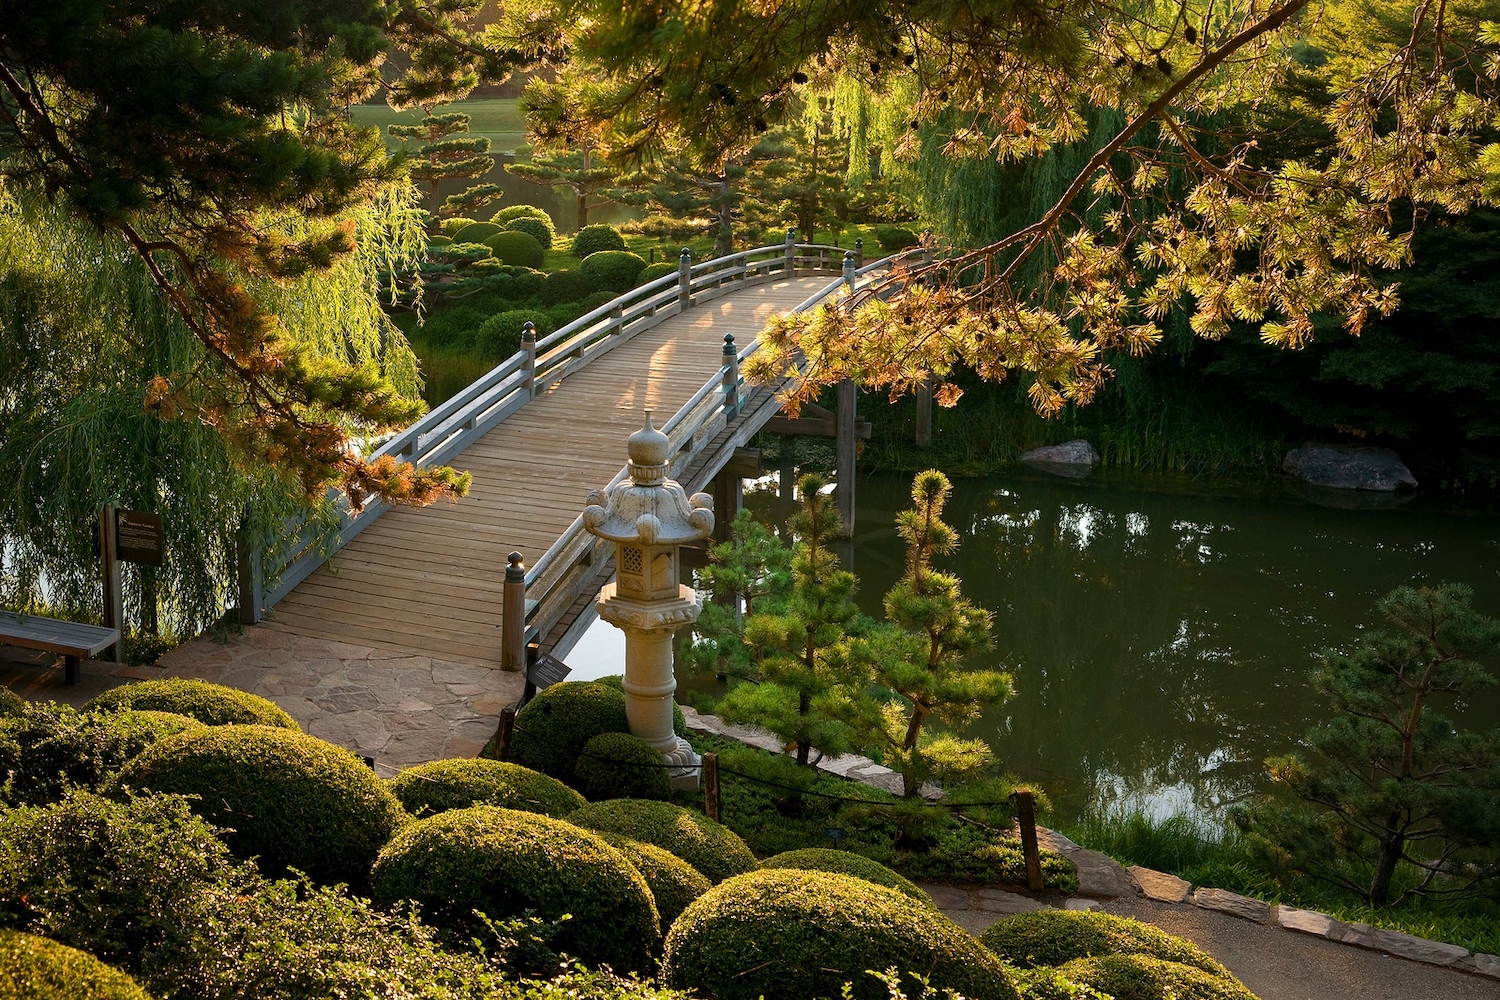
119,725,406,887
85,678,297,728
388,758,585,818
568,799,756,884
662,869,1018,1000
759,848,932,905
1057,955,1258,1000
0,705,205,806
574,732,672,802
508,681,629,783
0,930,152,1000
572,224,626,258
598,834,711,931
980,910,1228,977
370,806,659,972
581,250,647,293
484,231,545,269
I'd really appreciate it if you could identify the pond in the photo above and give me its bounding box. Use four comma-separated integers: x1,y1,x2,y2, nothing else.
564,466,1500,825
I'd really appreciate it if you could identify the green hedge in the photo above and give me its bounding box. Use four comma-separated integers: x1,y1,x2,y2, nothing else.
758,848,932,905
662,870,1018,1000
505,216,554,250
541,268,593,306
574,732,672,802
572,224,626,258
484,230,545,269
0,688,23,718
452,221,501,244
477,309,553,357
508,681,629,784
370,805,659,972
598,834,710,932
569,799,756,885
85,679,298,728
387,758,584,818
119,725,407,888
0,930,151,1000
581,250,647,294
635,261,678,286
874,225,920,252
491,205,554,227
0,705,205,806
1056,955,1258,1000
980,910,1229,977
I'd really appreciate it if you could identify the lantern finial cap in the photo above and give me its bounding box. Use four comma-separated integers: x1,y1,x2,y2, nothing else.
627,409,671,482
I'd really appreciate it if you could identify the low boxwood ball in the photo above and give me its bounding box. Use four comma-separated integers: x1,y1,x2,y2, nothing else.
569,799,757,884
84,678,298,729
387,758,585,818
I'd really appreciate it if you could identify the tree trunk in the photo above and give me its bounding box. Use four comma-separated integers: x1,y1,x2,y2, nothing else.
577,191,589,228
796,690,811,766
1369,824,1405,905
716,175,734,258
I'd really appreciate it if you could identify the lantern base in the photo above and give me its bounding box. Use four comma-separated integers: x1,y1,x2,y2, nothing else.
663,735,702,791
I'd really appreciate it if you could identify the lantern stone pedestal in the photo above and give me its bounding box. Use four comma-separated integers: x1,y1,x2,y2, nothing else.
583,411,714,790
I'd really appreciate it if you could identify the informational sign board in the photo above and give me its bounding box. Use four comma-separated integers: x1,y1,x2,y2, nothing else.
114,509,164,566
527,652,572,691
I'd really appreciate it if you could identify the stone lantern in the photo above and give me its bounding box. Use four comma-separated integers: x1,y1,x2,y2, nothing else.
583,411,714,788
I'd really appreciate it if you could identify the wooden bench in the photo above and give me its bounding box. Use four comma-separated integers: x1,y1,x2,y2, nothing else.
0,612,120,685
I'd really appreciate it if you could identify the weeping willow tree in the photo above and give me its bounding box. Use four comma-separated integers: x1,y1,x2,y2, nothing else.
0,182,427,647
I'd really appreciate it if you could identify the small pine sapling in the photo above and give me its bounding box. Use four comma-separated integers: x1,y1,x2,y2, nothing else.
687,508,793,680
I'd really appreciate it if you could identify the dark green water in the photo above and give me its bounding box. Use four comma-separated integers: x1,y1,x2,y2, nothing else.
744,469,1500,824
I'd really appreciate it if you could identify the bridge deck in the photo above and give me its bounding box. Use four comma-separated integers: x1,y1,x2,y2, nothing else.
262,276,828,666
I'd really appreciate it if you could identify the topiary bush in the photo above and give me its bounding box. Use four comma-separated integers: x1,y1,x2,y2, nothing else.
541,268,593,306
594,675,687,735
572,224,626,258
85,678,298,729
874,225,920,252
508,681,629,783
662,869,1018,1000
0,688,23,718
581,250,647,294
440,217,478,239
370,806,659,971
569,799,757,884
1056,955,1258,1000
452,221,502,244
980,910,1229,977
118,725,407,888
484,230,545,269
505,216,554,250
492,205,554,227
579,289,617,311
388,758,585,818
0,705,206,806
0,930,152,1000
574,732,672,802
476,309,553,357
598,834,710,932
635,261,678,286
510,266,544,298
759,848,932,905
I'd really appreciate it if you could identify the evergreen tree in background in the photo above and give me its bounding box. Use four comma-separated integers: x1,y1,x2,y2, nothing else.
688,509,794,683
1248,584,1500,907
507,147,617,229
389,111,503,226
512,73,621,229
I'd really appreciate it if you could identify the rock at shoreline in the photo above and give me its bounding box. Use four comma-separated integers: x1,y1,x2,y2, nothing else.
1021,440,1100,478
1282,443,1417,492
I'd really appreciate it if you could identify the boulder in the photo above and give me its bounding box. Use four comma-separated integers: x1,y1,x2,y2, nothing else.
1282,443,1416,491
1021,440,1100,478
1191,887,1271,924
1127,865,1191,903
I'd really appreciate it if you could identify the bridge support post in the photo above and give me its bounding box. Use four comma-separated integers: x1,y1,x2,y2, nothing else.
720,333,738,418
678,248,692,309
503,551,526,672
712,470,741,545
521,322,537,398
836,380,857,537
235,507,264,626
785,228,796,275
915,376,933,447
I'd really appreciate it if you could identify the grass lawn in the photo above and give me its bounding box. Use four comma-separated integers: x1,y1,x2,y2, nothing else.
352,98,527,152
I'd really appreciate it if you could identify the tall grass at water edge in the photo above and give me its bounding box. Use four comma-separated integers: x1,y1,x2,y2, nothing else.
1063,805,1500,955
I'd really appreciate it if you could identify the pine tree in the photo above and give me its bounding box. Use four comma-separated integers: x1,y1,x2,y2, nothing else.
507,147,617,228
688,509,795,681
389,111,502,226
1249,584,1500,906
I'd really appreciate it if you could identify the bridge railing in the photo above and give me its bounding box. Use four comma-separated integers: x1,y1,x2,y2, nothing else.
241,237,853,622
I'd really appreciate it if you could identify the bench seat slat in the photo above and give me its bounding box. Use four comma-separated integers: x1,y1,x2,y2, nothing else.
0,612,121,658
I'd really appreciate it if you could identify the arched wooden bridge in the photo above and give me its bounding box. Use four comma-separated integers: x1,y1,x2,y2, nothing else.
238,239,902,672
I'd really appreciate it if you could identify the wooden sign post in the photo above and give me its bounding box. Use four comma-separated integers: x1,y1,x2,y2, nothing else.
99,504,165,663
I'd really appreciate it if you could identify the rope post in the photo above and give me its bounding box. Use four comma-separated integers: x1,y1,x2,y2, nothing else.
502,551,526,673
854,237,864,269
784,227,796,275
703,751,721,822
521,322,537,398
1014,788,1045,892
842,249,856,290
721,333,738,417
495,704,516,761
678,248,692,308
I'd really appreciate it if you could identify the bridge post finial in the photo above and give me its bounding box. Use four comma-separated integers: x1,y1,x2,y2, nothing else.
854,237,864,269
521,321,538,398
721,333,738,418
678,248,692,309
785,227,796,275
502,550,526,672
843,249,857,290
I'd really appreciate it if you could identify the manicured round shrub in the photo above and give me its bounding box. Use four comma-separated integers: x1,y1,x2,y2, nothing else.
477,309,553,357
571,223,626,258
426,234,452,248
85,678,298,729
980,909,1228,977
508,681,628,783
874,225,920,252
635,261,678,286
452,221,501,244
569,799,756,884
440,217,478,239
1057,955,1257,1000
594,675,687,735
0,931,152,1000
387,758,584,818
581,250,647,294
483,230,545,269
491,205,554,227
0,687,23,718
541,268,593,306
663,870,1018,1000
510,266,544,298
598,834,710,931
370,806,658,971
0,704,207,806
574,732,671,802
759,848,932,905
504,216,554,250
118,725,407,887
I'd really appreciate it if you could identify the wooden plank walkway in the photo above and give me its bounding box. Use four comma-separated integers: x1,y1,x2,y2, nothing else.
262,276,828,665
